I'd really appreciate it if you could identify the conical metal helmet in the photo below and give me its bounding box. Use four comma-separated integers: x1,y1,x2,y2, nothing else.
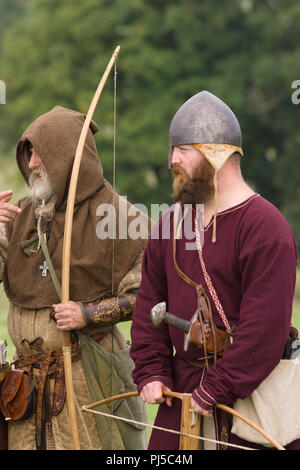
168,90,242,168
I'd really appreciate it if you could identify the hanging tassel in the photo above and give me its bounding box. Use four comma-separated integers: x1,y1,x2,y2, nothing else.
212,170,218,243
36,214,43,253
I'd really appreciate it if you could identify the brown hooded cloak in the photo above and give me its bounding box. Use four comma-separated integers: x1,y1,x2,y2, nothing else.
3,106,149,309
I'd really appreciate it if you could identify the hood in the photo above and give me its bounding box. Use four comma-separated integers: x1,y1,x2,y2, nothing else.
16,106,103,210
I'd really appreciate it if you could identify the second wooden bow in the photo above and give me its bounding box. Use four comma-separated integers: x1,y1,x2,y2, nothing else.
82,390,285,451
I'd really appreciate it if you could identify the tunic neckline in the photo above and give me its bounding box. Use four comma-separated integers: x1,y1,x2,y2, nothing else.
204,193,260,230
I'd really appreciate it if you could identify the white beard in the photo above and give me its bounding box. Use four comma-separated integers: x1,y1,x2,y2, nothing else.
29,167,55,203
29,167,56,221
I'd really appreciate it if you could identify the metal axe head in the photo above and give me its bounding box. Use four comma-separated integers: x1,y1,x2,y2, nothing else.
150,302,167,326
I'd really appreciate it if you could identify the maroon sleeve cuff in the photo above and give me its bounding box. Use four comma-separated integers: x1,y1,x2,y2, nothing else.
192,385,216,410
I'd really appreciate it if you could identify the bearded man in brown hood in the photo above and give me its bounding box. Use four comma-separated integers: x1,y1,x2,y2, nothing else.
0,106,150,450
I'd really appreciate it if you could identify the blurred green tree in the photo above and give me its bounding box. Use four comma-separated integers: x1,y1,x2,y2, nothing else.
0,0,26,52
0,0,299,244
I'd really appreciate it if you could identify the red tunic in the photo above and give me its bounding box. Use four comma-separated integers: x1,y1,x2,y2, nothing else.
130,194,298,450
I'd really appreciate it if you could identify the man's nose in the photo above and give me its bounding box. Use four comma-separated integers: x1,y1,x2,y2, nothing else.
28,150,42,169
171,148,182,166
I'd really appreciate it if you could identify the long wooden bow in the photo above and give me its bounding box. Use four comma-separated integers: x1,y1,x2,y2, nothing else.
61,45,121,450
82,390,285,451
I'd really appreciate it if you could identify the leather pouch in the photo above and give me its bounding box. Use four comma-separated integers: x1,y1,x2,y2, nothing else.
189,319,228,355
0,369,36,421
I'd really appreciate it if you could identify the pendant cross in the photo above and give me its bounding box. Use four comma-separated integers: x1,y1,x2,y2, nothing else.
39,260,49,277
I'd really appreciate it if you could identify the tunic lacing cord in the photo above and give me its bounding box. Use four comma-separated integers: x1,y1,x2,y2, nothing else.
194,207,232,334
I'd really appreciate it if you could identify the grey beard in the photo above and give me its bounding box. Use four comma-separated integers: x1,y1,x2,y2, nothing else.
29,168,55,203
29,168,56,221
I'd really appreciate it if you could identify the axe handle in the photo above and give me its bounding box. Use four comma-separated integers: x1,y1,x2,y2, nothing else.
164,313,190,333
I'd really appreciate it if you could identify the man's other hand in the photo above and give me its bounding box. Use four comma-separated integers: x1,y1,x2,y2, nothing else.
0,190,22,223
140,381,173,407
191,397,213,418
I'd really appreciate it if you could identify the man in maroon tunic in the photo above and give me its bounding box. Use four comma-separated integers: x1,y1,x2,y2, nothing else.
130,91,299,450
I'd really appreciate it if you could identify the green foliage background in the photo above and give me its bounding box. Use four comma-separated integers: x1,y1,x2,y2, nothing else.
0,2,299,318
0,0,299,330
0,0,299,237
0,0,299,438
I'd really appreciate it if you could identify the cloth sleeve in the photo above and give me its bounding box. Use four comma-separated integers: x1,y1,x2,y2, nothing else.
0,222,8,282
117,249,144,296
130,237,174,392
192,239,297,409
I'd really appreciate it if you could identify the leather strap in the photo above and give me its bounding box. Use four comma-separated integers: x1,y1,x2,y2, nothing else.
38,226,61,300
173,233,218,366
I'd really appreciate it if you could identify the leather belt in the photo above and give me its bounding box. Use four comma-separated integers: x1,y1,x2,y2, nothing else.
14,341,81,449
187,357,215,369
188,356,225,370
